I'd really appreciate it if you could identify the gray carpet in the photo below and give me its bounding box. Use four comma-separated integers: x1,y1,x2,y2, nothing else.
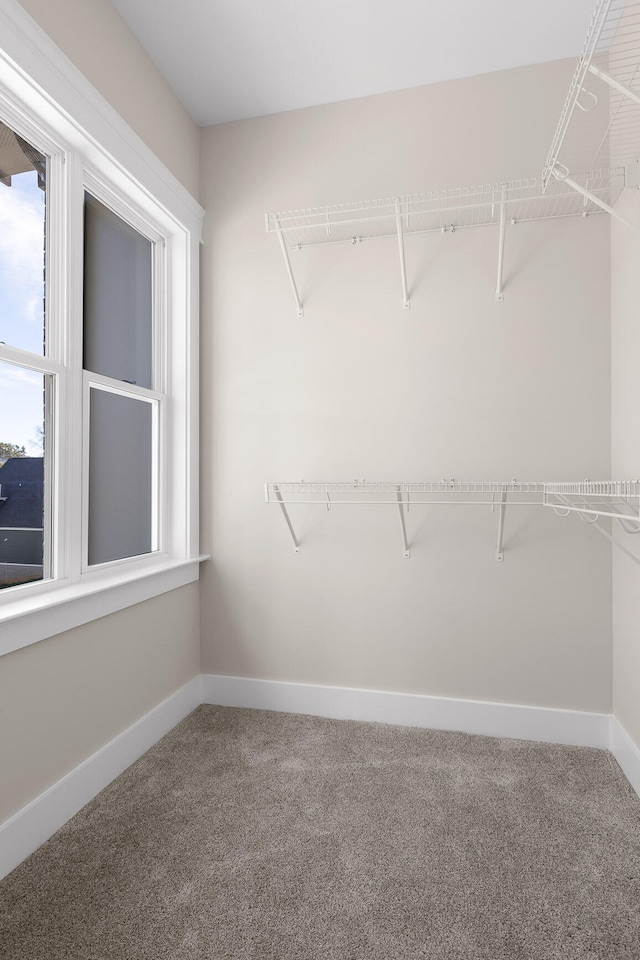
1,706,639,959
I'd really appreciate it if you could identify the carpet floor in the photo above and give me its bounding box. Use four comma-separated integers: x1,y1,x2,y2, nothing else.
1,705,639,959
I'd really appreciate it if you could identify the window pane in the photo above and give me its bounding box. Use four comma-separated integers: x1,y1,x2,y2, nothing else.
0,360,47,588
0,122,46,355
88,388,154,565
84,193,153,389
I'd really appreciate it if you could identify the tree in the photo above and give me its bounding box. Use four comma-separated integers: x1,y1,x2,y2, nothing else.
0,442,27,461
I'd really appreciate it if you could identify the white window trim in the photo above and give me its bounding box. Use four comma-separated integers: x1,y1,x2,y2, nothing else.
0,0,205,656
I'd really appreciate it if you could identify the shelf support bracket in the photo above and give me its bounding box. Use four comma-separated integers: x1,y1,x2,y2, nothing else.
588,64,640,108
552,166,640,233
274,485,300,554
496,489,507,561
554,494,640,567
496,187,507,302
396,485,410,558
274,218,304,317
395,200,410,310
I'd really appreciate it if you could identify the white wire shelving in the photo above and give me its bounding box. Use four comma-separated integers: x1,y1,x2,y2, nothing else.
266,479,640,560
267,0,640,314
266,172,615,316
266,480,545,561
543,480,640,561
543,0,640,230
544,480,640,523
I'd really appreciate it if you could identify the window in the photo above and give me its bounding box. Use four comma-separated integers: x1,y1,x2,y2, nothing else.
0,9,203,654
83,190,160,568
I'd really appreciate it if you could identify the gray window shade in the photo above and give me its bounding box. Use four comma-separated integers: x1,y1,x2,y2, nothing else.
88,388,153,565
83,193,153,389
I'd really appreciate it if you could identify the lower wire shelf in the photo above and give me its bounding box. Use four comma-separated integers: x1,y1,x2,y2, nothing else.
265,479,640,560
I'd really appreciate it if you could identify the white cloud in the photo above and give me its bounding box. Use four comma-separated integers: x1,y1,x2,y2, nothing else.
0,177,45,342
0,360,45,449
0,363,41,387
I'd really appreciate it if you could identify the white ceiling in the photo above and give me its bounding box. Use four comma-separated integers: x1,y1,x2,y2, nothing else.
110,0,596,127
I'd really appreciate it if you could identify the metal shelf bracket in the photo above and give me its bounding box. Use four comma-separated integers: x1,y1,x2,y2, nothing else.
588,62,640,108
548,490,640,567
495,187,507,302
394,200,411,310
274,217,304,317
396,484,410,558
495,489,507,561
551,164,640,232
272,483,300,553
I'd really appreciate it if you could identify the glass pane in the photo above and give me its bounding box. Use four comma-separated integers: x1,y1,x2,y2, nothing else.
88,388,154,565
84,193,153,389
0,360,47,588
0,121,47,355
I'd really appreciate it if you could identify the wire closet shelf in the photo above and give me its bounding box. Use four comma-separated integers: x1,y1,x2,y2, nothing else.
266,171,618,314
267,0,640,314
544,480,640,524
266,480,640,560
543,0,640,219
265,481,544,503
266,174,615,250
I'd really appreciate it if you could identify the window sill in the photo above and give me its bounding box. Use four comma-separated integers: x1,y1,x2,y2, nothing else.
0,556,209,657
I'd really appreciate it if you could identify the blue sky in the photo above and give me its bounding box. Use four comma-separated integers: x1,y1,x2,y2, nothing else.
0,168,46,454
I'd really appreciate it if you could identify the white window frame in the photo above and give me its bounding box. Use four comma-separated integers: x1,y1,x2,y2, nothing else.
81,174,166,572
0,0,204,656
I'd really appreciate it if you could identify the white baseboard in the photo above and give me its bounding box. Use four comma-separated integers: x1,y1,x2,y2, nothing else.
3,674,636,884
202,674,611,750
610,716,640,798
0,675,201,882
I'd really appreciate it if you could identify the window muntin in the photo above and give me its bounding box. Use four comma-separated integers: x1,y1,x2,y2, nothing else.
0,122,47,356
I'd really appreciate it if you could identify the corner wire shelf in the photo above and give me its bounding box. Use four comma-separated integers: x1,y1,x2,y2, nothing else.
543,0,640,231
266,171,618,316
266,479,640,561
544,481,640,522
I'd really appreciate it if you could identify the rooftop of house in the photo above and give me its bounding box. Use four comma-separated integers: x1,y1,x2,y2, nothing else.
0,457,44,529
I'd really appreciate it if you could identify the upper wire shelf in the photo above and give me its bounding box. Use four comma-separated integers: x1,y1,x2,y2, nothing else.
543,0,640,225
266,174,616,250
266,171,621,315
266,1,640,317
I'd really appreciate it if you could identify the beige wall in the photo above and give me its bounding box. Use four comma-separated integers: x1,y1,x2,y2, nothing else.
0,583,200,821
17,0,200,197
199,60,612,712
611,189,640,750
0,1,201,824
